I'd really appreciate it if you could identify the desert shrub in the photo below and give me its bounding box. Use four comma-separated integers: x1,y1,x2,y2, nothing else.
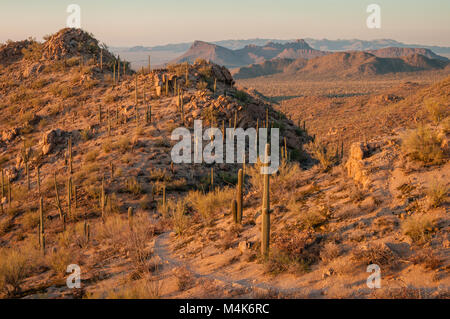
80,128,93,141
85,149,99,162
148,168,170,182
22,210,40,231
310,140,337,171
167,63,188,77
30,79,48,89
402,214,435,244
409,249,442,270
320,242,341,264
114,136,131,153
265,232,320,275
185,187,235,222
66,56,80,67
127,220,155,272
401,125,445,165
198,65,212,79
196,80,208,90
297,207,329,231
424,98,448,124
21,41,43,62
83,78,99,90
235,90,250,104
426,181,448,208
351,243,398,269
170,199,189,236
0,242,40,296
46,247,73,276
0,216,14,235
176,267,194,291
154,137,171,148
201,105,218,124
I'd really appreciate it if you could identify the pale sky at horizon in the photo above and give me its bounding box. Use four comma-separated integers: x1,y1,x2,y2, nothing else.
1,0,449,47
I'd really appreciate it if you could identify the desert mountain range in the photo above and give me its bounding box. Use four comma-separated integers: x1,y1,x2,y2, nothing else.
167,39,449,79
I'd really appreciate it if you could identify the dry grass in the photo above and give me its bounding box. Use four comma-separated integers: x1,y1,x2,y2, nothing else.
106,275,163,299
185,187,235,223
248,159,303,203
402,214,436,244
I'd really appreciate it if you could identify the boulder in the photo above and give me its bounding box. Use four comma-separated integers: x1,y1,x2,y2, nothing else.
40,129,67,155
1,127,20,143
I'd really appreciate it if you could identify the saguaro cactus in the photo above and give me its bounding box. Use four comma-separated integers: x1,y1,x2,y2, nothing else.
39,196,45,254
67,176,72,220
128,207,133,229
101,179,106,222
54,173,63,221
84,221,90,242
7,177,11,208
231,199,237,223
135,74,138,105
236,169,243,223
36,166,40,194
68,136,73,174
261,143,271,257
100,48,103,70
1,169,4,199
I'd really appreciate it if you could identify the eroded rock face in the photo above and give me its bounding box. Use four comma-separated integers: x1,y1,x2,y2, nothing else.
345,142,370,189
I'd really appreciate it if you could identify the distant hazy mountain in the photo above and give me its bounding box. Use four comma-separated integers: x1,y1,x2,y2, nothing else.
110,38,450,69
169,39,325,68
233,51,449,79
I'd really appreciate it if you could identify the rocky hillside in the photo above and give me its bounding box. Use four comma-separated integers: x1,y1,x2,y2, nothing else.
0,28,448,299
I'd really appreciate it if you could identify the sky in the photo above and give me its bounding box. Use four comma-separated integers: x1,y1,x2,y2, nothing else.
0,0,449,47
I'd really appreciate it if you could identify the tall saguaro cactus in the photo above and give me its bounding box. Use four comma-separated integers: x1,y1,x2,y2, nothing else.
39,196,45,255
128,207,133,229
261,143,271,257
236,169,243,223
231,199,237,223
36,166,40,194
1,169,4,199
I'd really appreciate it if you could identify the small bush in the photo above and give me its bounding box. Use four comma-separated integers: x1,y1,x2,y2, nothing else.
265,232,320,275
402,125,445,165
0,243,39,295
310,140,337,171
424,98,448,124
171,199,189,236
320,242,341,264
426,181,448,208
351,243,398,269
402,214,435,244
196,80,208,90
